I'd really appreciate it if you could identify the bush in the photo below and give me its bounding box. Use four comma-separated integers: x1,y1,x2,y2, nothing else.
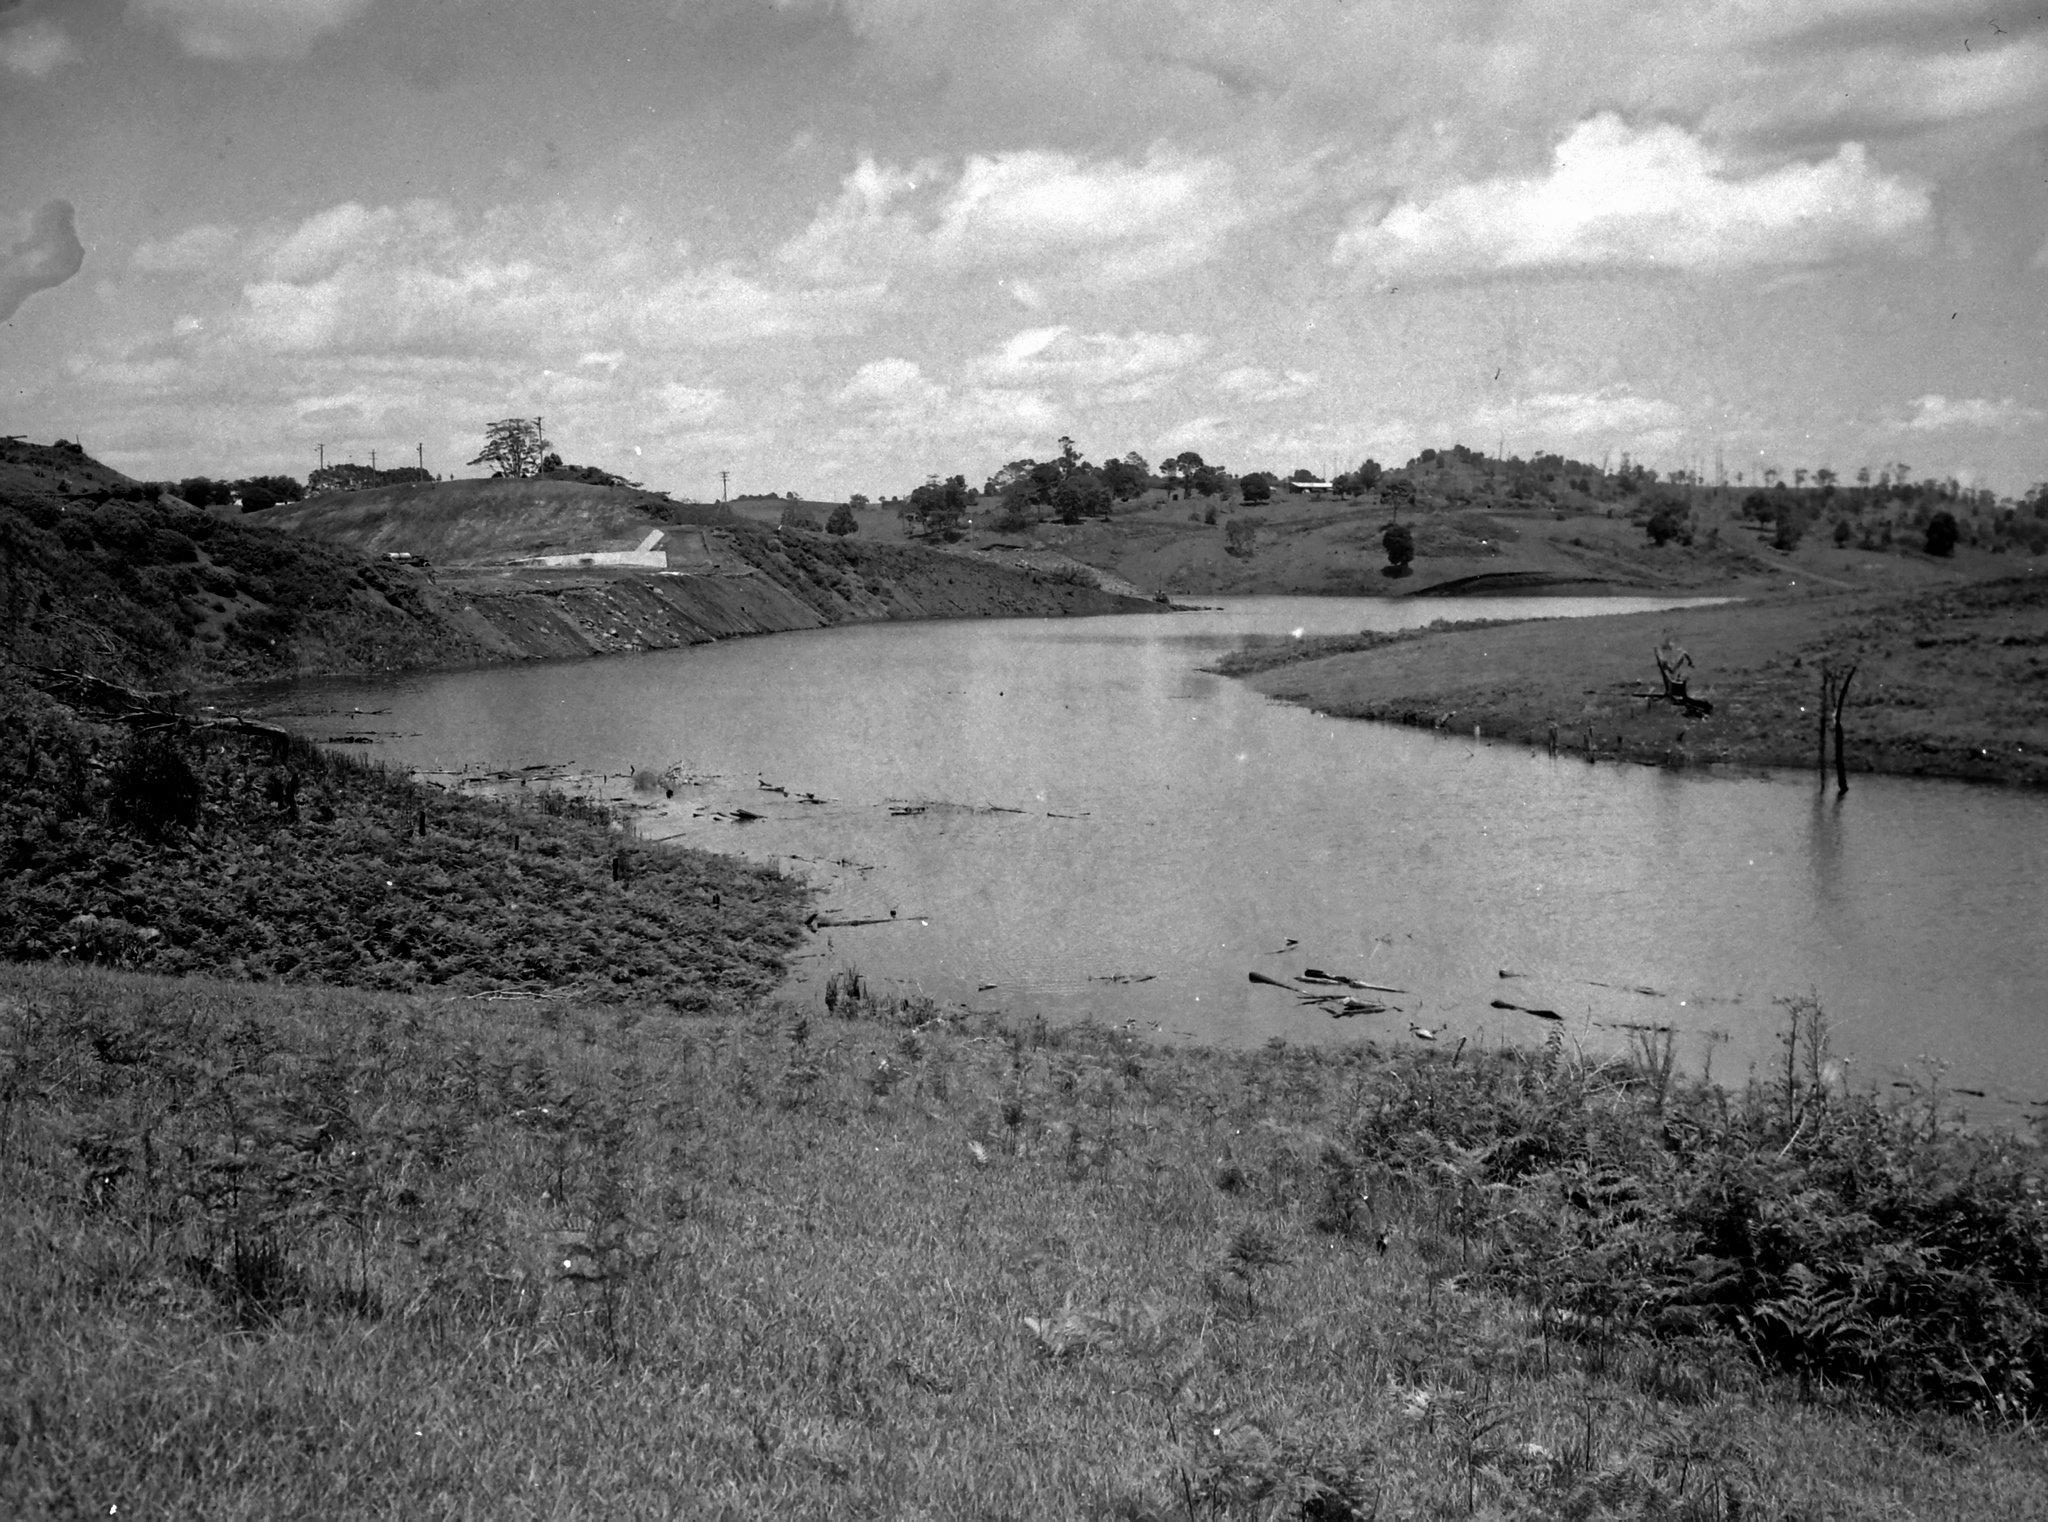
106,730,204,838
1223,517,1259,558
1382,521,1414,575
1926,511,1959,557
825,503,858,537
1644,505,1686,546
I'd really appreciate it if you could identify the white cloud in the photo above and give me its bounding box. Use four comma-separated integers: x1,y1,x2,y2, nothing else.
833,357,943,409
1215,365,1316,403
1904,394,2047,433
128,0,374,60
131,222,245,275
198,199,880,358
654,383,724,424
1706,37,2048,141
1470,387,1685,445
967,326,1209,392
780,149,1246,288
1,16,78,76
1335,115,1931,279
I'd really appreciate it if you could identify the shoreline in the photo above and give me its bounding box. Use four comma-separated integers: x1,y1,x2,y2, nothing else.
1214,573,2048,789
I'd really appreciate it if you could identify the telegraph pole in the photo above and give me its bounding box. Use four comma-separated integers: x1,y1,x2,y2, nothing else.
417,442,424,472
719,470,729,502
318,443,325,470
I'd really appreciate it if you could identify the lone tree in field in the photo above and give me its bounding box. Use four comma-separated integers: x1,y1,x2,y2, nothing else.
469,417,551,479
1382,521,1414,576
825,502,859,536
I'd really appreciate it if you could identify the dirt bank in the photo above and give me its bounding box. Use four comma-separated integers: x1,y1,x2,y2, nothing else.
423,527,1157,664
1216,573,2048,787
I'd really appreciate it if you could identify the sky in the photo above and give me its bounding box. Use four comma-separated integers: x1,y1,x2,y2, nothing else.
4,0,2048,501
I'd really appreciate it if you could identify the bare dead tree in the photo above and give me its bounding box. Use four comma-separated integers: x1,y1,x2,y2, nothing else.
1650,641,1714,718
1821,660,1858,795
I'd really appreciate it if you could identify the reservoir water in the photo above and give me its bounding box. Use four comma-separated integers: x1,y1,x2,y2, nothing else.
267,596,2048,1117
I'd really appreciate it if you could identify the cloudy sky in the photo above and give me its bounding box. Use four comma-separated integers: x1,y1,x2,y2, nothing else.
4,0,2047,499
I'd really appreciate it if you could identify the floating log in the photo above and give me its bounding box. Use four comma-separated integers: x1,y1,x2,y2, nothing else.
1248,971,1295,989
1491,998,1564,1022
1328,999,1388,1019
1302,968,1407,994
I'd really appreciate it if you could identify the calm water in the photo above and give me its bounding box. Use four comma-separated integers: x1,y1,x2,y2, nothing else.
265,597,2048,1115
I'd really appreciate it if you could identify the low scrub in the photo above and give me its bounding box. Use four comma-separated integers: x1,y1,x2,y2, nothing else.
1,677,805,1007
4,969,2044,1517
1351,1008,2048,1421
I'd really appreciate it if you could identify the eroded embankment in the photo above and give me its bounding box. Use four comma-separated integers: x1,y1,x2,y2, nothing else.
425,529,1156,663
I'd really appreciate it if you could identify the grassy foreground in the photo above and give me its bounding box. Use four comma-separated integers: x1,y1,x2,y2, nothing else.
5,964,2046,1519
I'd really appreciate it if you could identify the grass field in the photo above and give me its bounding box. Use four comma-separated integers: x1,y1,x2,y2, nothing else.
1217,573,2048,788
5,961,2046,1519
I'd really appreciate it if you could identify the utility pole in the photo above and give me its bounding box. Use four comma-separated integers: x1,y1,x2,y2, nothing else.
318,443,325,470
719,470,729,502
417,442,424,473
371,449,377,471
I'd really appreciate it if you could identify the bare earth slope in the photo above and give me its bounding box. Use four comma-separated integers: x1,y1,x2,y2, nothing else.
258,478,737,563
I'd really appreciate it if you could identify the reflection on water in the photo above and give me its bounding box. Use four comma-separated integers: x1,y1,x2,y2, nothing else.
267,597,2048,1118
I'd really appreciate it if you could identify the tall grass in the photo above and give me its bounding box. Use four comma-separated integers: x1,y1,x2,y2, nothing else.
4,965,2043,1518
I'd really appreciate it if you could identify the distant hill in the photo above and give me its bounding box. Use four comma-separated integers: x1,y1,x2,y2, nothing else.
0,436,140,499
259,478,739,565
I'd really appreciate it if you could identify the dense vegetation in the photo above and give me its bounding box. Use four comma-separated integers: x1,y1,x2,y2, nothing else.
0,490,472,687
0,675,805,1007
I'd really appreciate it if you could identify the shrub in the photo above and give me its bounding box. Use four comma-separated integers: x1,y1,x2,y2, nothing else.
1382,521,1415,575
106,730,204,837
1645,505,1686,546
1925,511,1959,557
1223,517,1259,558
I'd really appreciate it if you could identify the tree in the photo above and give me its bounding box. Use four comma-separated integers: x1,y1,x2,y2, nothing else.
1053,469,1110,524
469,417,550,479
849,493,870,508
1101,455,1148,500
1240,472,1274,504
1925,510,1959,557
1645,503,1686,546
826,502,859,536
1773,501,1805,552
1224,517,1259,557
1382,521,1414,576
908,474,969,538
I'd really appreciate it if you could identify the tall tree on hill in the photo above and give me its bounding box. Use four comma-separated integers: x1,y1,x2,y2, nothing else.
469,417,550,479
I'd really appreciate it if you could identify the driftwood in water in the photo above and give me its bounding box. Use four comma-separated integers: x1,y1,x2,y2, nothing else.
1491,998,1564,1022
1300,968,1409,994
1248,970,1295,989
18,662,294,745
